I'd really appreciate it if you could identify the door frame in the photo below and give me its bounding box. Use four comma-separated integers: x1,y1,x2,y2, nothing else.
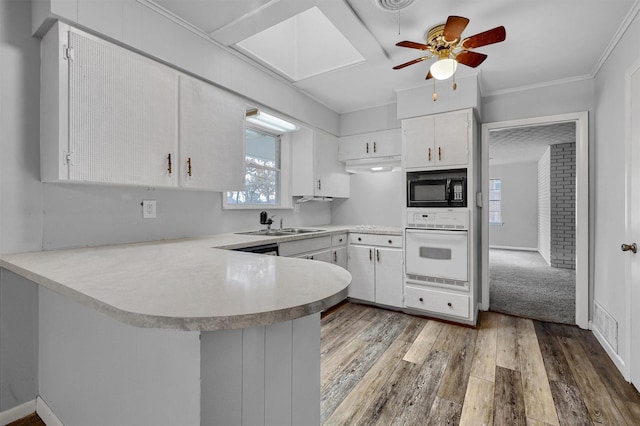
624,58,640,385
481,112,589,329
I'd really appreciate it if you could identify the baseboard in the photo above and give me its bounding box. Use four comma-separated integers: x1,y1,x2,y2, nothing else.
591,321,630,380
489,245,538,252
0,399,36,425
36,396,64,426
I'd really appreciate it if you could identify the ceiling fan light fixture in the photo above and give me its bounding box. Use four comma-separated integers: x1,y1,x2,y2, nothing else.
430,57,457,80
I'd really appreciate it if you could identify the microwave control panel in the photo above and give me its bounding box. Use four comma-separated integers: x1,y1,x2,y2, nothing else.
406,210,469,230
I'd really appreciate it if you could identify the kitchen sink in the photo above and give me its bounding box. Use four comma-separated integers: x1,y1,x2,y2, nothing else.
236,228,324,236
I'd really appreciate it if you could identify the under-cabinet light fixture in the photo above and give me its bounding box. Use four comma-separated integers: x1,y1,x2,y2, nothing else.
246,108,298,133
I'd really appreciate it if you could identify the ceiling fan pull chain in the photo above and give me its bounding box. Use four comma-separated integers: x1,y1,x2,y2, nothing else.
432,78,438,102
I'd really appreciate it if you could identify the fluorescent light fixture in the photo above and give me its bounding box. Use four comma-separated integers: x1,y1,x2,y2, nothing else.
246,109,298,133
430,58,457,80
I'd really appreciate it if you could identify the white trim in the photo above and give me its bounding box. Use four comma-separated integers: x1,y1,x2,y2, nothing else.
482,74,593,98
481,112,589,329
624,57,640,386
592,0,640,78
489,245,538,252
36,396,64,426
0,399,36,425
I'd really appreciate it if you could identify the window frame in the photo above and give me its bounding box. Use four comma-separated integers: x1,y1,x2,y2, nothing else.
489,178,503,225
223,123,292,210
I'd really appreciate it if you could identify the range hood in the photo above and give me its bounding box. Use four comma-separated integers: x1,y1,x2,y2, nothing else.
296,196,333,203
344,156,402,174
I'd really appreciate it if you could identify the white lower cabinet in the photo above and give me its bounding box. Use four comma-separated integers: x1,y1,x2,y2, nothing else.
331,233,348,269
404,285,470,318
279,236,332,262
347,233,403,308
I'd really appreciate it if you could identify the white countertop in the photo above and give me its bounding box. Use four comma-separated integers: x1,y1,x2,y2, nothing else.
0,226,401,331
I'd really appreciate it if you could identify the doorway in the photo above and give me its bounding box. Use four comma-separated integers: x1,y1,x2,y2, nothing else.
625,59,640,389
481,112,589,329
487,123,577,324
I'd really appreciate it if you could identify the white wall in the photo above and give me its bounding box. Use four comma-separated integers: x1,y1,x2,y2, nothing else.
0,0,42,412
331,171,404,227
538,148,551,264
489,162,539,250
593,6,640,370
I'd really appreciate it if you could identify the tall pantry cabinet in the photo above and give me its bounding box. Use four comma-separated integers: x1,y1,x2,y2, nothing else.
401,108,481,326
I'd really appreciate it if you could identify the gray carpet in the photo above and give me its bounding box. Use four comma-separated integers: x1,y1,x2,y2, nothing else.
489,249,575,324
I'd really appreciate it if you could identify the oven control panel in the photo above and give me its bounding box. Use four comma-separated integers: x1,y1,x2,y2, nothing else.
406,210,469,230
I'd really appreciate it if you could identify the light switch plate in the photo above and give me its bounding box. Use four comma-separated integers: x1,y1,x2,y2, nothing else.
142,200,156,219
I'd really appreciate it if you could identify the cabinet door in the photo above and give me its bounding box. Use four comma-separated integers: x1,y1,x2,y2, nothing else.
314,130,349,198
403,115,434,169
68,30,178,186
294,248,332,263
347,245,375,302
374,248,404,308
179,76,245,191
368,129,401,159
332,246,348,269
434,110,470,166
338,134,367,161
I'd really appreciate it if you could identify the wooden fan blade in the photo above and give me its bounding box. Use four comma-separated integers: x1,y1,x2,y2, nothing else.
393,57,428,70
456,50,487,68
425,71,433,80
396,40,430,50
462,26,506,49
443,16,469,42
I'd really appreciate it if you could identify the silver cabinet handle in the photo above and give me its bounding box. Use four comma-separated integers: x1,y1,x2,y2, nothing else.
376,249,380,262
622,243,637,253
317,179,321,191
366,142,369,154
369,249,372,261
373,142,377,153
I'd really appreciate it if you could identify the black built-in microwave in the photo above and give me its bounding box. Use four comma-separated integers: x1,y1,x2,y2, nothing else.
407,168,467,208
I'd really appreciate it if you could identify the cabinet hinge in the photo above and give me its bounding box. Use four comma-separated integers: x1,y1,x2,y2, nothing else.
465,121,470,128
63,45,74,61
64,151,74,166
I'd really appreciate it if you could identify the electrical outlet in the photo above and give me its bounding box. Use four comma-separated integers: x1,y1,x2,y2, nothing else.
294,203,300,213
142,200,156,219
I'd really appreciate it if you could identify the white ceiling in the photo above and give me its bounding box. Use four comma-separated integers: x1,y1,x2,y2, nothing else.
151,0,638,114
489,122,576,166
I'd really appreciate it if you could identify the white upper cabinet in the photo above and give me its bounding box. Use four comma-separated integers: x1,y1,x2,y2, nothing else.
49,26,179,186
338,129,401,161
41,24,245,191
178,76,245,191
292,128,349,198
403,109,471,169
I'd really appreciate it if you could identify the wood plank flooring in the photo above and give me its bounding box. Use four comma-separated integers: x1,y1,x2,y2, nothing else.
6,413,45,426
321,302,640,426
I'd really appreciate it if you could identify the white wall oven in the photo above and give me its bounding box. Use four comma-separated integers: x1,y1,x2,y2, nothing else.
405,210,469,290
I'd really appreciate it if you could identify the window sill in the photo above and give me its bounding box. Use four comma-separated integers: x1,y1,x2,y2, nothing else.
222,203,293,211
489,222,505,226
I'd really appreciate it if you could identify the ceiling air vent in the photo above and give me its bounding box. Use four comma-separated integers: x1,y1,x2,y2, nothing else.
377,0,414,11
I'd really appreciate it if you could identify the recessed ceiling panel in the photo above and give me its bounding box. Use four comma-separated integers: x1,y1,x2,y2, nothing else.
153,0,272,33
235,6,365,82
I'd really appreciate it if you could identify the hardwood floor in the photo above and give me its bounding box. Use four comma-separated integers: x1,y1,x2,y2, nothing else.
6,413,45,426
321,302,640,425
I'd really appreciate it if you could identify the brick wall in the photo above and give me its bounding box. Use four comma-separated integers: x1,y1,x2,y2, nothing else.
550,142,576,269
538,147,551,265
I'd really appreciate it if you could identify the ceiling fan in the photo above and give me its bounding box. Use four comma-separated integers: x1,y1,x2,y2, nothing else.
393,16,506,81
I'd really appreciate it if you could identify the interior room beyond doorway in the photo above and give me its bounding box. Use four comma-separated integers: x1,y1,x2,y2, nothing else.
487,122,578,324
